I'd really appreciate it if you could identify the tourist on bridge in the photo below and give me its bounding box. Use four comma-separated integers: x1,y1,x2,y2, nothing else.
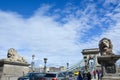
87,72,91,80
96,69,102,80
77,71,83,80
93,70,96,79
82,72,91,80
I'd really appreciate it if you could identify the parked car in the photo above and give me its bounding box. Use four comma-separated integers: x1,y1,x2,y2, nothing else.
44,72,67,80
18,72,46,80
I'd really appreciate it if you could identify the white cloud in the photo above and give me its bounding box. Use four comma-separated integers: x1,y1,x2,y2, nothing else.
104,0,120,5
0,7,85,67
0,2,120,67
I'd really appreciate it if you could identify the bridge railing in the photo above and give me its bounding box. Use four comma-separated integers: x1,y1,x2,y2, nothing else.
61,59,85,72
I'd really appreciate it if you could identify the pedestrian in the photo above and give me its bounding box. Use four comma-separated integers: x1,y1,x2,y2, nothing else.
96,69,102,80
93,70,96,79
83,72,88,80
77,71,83,80
87,72,91,80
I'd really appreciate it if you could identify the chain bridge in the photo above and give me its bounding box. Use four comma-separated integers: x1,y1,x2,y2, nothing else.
61,48,100,75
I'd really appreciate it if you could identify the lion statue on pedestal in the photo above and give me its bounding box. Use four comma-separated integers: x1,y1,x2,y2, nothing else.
7,48,27,63
99,38,114,56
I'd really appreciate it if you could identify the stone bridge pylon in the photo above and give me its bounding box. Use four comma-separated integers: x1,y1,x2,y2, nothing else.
0,48,30,80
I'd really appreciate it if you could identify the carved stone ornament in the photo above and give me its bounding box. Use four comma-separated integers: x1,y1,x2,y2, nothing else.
99,38,114,56
6,48,27,63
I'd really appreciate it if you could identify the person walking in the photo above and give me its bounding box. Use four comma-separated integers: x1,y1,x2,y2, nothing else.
96,69,102,80
77,71,83,80
93,70,96,79
87,72,91,80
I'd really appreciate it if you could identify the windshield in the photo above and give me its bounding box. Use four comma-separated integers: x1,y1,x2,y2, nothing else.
45,73,56,77
25,73,46,77
26,73,30,77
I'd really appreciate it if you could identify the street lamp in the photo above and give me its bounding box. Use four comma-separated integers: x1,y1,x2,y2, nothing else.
31,54,35,72
67,63,69,69
84,56,89,73
32,55,35,60
44,58,47,73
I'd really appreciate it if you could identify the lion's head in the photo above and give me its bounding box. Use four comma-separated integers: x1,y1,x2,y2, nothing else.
7,48,17,58
99,38,113,55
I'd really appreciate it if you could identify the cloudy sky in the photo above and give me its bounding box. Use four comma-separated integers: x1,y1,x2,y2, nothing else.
0,0,120,67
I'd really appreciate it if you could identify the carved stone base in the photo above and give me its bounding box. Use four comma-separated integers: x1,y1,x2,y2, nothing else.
97,55,120,80
0,59,30,80
102,76,120,80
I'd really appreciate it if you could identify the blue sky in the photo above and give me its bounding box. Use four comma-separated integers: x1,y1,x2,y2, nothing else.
0,0,120,67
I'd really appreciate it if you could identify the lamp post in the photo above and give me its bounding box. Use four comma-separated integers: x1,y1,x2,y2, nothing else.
31,54,35,72
84,56,89,73
44,58,47,73
66,63,69,77
67,63,69,69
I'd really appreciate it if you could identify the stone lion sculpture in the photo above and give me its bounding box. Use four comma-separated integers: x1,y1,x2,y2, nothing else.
99,38,114,56
7,48,27,63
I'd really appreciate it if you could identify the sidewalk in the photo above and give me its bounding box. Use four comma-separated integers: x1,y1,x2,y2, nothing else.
91,79,97,80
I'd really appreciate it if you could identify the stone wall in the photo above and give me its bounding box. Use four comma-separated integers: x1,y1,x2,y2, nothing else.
0,60,30,80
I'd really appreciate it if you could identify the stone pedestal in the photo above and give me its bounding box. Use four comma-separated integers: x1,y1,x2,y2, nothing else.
0,59,30,80
98,55,120,80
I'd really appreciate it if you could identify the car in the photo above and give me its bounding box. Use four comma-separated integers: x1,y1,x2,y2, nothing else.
44,72,67,80
74,71,79,76
18,72,46,80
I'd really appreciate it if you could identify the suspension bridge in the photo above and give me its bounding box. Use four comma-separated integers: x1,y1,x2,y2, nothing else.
60,48,100,80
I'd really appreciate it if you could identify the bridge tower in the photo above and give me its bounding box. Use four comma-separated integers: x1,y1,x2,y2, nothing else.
81,48,100,73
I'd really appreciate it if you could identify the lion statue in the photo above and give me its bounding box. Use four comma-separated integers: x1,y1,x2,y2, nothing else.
99,38,114,56
7,48,27,63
